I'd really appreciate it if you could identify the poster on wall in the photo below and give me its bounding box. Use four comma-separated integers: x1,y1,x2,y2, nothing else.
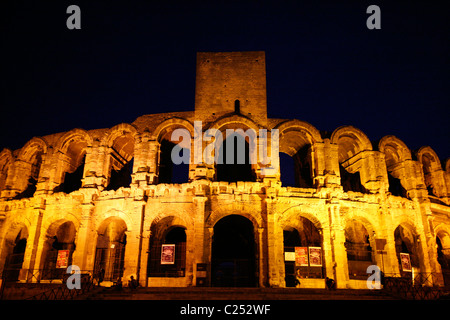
400,253,412,272
284,251,296,262
309,247,322,267
295,247,309,266
56,250,69,269
161,244,176,265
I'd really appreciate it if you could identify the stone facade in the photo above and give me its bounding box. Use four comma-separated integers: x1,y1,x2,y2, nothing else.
0,51,449,289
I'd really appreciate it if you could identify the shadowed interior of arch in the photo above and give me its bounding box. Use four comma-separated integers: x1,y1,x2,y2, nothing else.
211,215,256,287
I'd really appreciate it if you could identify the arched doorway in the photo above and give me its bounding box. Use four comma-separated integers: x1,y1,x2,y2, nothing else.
94,218,127,283
394,224,421,278
211,215,257,287
1,226,28,281
436,232,450,287
344,220,375,279
283,217,323,287
41,221,77,279
147,217,187,278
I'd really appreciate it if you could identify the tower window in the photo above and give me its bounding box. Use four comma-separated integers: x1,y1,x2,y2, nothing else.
234,100,240,114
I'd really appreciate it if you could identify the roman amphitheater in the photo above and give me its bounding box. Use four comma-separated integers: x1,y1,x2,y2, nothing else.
0,51,449,291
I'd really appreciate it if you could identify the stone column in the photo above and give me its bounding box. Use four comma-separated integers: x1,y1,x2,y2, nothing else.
20,203,44,282
257,227,265,287
265,197,282,287
71,202,95,271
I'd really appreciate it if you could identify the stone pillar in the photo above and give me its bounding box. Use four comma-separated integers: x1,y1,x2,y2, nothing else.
206,227,214,286
122,202,146,286
265,197,282,287
322,139,341,187
20,203,45,281
71,203,95,271
257,227,265,287
326,203,348,288
192,196,207,286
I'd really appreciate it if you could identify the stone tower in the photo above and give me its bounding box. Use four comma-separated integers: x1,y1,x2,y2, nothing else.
194,51,267,125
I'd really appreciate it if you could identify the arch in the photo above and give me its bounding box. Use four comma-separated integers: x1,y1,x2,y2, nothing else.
279,207,325,284
274,120,322,188
148,215,189,278
331,126,372,193
344,218,376,279
102,123,138,147
0,149,13,192
417,146,442,173
0,222,29,277
208,114,262,133
435,226,450,251
152,117,194,143
417,146,445,198
379,136,412,198
151,118,193,184
445,158,450,173
94,216,128,282
17,137,48,162
54,129,92,193
393,222,422,276
378,135,412,166
278,205,324,232
55,128,93,153
331,126,372,161
94,209,133,233
40,219,78,278
211,214,257,287
103,124,137,190
206,203,262,230
13,137,47,198
274,119,323,151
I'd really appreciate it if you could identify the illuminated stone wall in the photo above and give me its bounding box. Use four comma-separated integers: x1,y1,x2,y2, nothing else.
0,52,449,289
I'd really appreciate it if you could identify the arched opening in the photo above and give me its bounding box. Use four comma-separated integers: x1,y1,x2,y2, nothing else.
1,226,28,281
344,220,374,279
216,133,255,182
14,149,44,199
279,147,313,188
54,137,88,194
388,173,408,198
436,232,450,287
62,153,85,193
283,217,323,287
278,128,315,188
148,218,187,278
339,163,368,193
382,144,408,198
333,129,371,194
41,221,76,279
394,224,421,278
422,153,436,196
94,218,127,283
279,152,296,187
158,140,190,184
106,134,135,190
211,215,257,287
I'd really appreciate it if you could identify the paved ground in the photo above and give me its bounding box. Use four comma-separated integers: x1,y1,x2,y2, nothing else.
83,286,396,300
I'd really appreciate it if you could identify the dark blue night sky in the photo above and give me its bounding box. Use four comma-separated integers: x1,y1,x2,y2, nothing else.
1,1,448,163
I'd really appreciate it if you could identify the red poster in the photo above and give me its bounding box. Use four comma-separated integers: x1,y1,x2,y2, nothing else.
309,247,322,267
295,247,308,266
56,250,69,269
400,253,412,272
161,244,176,265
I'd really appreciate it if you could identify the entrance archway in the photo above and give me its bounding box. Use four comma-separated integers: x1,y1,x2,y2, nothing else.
211,215,257,287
